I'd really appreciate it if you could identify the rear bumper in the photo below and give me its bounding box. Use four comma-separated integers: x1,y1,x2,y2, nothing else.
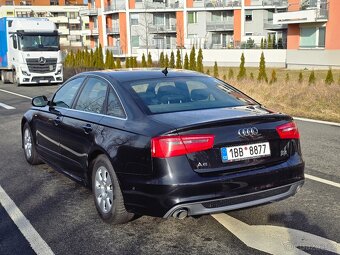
121,155,305,217
163,180,304,218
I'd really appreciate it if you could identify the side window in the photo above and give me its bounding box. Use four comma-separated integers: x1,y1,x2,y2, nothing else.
75,78,108,114
52,77,84,108
106,87,126,118
12,35,17,49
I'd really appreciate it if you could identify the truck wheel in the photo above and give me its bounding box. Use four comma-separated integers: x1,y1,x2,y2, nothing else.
92,155,134,224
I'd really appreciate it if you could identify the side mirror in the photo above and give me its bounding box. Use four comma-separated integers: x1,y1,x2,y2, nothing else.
32,96,49,107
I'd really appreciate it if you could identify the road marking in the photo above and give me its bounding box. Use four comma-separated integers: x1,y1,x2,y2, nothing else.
0,102,15,109
305,174,340,188
294,117,340,127
0,185,54,255
0,89,32,100
212,214,340,255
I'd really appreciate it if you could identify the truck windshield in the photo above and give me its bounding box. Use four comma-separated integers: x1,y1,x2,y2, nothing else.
19,35,60,51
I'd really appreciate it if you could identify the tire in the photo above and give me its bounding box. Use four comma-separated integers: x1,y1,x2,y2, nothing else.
92,155,134,224
22,123,40,165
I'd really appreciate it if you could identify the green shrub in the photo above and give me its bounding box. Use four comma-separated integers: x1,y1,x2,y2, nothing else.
237,53,246,80
308,70,316,85
189,46,196,70
325,68,334,85
298,71,303,84
269,69,277,84
197,48,204,73
176,49,182,69
141,53,147,67
170,51,175,68
228,68,234,79
257,52,268,83
184,53,189,69
213,61,219,78
159,52,164,67
147,52,153,67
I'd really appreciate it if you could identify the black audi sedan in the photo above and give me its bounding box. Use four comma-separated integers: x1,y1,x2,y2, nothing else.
21,69,304,224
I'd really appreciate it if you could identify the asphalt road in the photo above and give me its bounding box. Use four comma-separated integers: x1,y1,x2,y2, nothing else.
0,82,339,255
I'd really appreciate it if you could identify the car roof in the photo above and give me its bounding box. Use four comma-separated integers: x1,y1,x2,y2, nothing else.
77,68,209,83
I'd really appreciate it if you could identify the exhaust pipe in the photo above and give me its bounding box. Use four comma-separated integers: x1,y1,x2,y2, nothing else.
172,209,188,219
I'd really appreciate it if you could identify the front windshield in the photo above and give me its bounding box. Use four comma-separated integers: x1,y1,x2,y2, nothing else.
19,35,60,51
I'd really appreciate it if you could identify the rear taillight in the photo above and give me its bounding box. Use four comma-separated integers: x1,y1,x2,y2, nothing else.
276,122,300,139
151,134,215,158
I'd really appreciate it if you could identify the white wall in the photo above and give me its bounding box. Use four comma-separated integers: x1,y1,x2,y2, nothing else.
136,49,287,67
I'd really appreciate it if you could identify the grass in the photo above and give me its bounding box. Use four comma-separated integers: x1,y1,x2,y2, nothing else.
208,67,340,123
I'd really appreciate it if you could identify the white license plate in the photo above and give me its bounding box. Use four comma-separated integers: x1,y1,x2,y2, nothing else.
221,142,271,163
39,80,49,83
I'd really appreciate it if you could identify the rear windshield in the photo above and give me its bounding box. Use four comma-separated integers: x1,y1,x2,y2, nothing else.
126,77,257,114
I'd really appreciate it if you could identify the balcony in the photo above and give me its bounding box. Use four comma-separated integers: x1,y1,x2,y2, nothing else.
79,8,98,16
90,29,99,35
58,28,70,35
106,26,120,34
104,1,125,12
249,0,288,7
135,0,183,9
69,30,83,36
202,0,241,8
69,18,81,24
263,19,287,30
273,3,328,25
106,46,124,56
149,24,177,33
48,16,69,24
206,20,234,31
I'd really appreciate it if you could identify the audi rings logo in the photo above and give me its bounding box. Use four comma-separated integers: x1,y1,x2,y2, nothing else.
238,127,259,137
38,57,46,64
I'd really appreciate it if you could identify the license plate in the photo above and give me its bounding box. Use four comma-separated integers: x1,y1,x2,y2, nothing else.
221,142,271,163
39,80,48,83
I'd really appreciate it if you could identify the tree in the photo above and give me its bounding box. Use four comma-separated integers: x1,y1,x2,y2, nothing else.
105,49,111,69
197,48,204,73
308,70,316,85
141,53,147,67
147,52,153,67
132,57,138,68
228,68,234,79
285,73,290,83
298,71,303,84
273,34,276,49
237,53,246,80
189,46,196,70
269,69,277,84
176,49,182,69
90,49,94,68
159,52,164,67
325,68,334,85
116,58,121,68
267,34,273,49
206,69,210,75
213,61,219,78
257,52,268,83
169,51,175,68
264,38,267,49
260,38,264,49
125,57,130,68
184,53,189,69
165,54,169,67
95,44,104,69
250,72,254,80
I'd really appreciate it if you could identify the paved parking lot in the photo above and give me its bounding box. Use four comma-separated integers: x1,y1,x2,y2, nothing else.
0,82,339,255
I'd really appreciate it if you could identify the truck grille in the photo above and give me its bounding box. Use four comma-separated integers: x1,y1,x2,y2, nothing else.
26,58,57,74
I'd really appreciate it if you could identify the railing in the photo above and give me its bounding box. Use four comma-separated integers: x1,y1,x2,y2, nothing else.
90,29,99,35
250,0,288,6
135,0,183,9
104,1,126,12
206,21,234,31
106,47,123,55
106,26,120,34
79,8,98,16
263,19,287,29
204,0,241,8
149,25,177,33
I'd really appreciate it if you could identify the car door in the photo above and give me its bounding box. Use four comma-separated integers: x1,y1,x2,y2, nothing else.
57,77,109,179
34,77,84,167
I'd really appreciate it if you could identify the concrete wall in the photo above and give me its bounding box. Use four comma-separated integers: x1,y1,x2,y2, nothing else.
286,50,340,69
136,49,287,67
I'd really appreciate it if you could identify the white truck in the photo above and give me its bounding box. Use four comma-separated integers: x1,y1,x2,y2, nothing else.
0,17,63,85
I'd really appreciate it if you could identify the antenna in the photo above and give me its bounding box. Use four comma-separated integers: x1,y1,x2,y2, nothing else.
162,67,168,77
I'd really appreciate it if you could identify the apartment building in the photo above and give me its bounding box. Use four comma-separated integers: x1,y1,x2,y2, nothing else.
82,0,290,56
0,1,90,48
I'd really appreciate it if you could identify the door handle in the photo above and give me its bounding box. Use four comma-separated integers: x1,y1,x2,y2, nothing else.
82,124,93,134
54,117,61,126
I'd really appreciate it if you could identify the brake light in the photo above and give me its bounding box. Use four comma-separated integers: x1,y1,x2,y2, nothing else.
276,122,300,139
151,134,215,158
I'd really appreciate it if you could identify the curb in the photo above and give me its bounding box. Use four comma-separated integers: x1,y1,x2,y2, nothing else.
293,117,340,127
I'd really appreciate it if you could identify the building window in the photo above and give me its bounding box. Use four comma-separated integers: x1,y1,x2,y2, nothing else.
85,23,90,29
212,34,221,44
6,11,14,16
50,0,58,5
69,12,78,19
6,0,13,5
69,24,80,30
131,13,139,25
245,10,252,22
188,12,197,24
131,36,139,47
300,27,325,48
16,11,31,17
245,32,253,36
153,13,164,26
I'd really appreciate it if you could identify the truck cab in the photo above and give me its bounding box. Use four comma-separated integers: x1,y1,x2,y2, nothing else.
0,17,63,85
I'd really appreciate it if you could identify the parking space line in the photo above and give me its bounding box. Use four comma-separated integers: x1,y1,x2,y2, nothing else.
0,89,32,100
0,185,54,255
294,117,340,127
0,102,15,109
305,174,340,188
